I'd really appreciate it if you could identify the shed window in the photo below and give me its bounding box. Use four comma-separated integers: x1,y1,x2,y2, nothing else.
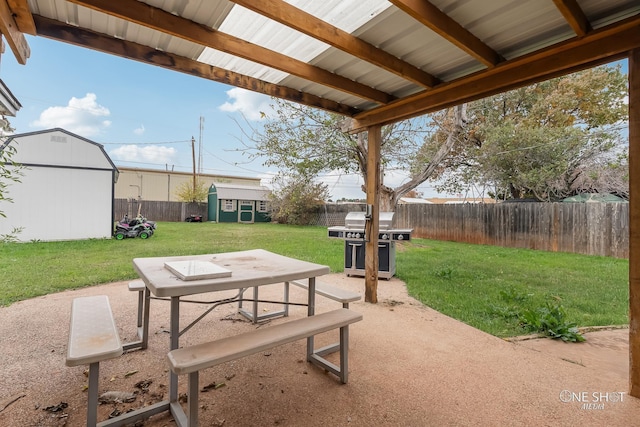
257,201,268,212
222,200,236,212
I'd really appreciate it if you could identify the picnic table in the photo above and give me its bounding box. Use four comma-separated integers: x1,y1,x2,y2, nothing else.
128,249,359,427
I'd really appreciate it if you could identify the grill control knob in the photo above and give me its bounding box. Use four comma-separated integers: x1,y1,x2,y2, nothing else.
382,234,388,240
347,232,352,238
355,233,361,238
397,234,404,240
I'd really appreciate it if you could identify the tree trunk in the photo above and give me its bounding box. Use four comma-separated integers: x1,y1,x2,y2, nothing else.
381,105,468,210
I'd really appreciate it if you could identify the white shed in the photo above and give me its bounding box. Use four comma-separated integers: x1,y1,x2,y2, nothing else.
0,128,118,241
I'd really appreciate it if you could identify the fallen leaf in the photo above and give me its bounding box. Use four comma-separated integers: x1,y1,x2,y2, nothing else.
43,402,68,412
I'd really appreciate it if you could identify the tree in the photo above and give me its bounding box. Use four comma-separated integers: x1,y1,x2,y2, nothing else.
241,100,467,211
175,179,209,202
0,118,25,218
436,65,629,201
268,172,329,225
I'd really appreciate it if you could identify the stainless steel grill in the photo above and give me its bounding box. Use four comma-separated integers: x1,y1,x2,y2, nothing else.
328,211,412,279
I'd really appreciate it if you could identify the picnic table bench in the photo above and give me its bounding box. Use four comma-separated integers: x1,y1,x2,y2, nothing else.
288,279,361,308
66,295,123,427
167,308,362,427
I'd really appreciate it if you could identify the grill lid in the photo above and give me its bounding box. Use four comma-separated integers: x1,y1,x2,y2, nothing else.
344,211,394,230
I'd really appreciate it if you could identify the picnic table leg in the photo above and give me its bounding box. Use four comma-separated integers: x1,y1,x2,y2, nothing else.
252,287,259,322
339,325,349,384
283,281,290,317
306,277,316,360
87,362,99,427
170,297,180,403
187,371,200,427
141,286,151,350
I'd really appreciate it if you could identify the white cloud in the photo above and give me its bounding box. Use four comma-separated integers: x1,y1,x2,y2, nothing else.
30,93,111,137
133,124,145,135
109,145,177,164
219,88,274,121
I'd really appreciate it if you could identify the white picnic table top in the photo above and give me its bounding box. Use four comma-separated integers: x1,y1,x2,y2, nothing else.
133,249,330,298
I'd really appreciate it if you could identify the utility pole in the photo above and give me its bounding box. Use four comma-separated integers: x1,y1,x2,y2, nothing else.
191,136,196,201
198,116,204,173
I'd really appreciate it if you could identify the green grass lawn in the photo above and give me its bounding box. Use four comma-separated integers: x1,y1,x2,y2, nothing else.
0,222,629,338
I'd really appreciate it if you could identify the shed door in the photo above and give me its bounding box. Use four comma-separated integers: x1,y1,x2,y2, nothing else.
239,200,255,223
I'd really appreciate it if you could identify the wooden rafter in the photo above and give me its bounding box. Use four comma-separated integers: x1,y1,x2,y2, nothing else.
0,0,29,64
553,0,591,37
229,0,439,88
351,14,640,131
68,0,394,105
389,0,502,68
7,0,36,35
33,15,359,117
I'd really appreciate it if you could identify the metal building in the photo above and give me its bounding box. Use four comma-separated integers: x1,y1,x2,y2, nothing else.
115,167,262,202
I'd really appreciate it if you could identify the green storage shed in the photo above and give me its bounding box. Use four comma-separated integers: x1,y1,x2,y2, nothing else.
208,182,271,223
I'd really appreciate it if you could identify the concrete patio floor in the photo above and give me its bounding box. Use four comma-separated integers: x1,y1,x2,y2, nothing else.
0,273,637,426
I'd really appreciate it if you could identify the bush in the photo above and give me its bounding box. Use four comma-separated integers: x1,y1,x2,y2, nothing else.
519,303,586,342
269,174,329,225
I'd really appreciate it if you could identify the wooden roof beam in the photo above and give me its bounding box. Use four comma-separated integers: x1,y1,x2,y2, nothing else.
7,0,36,35
33,15,359,117
229,0,439,88
0,0,30,64
390,0,502,68
69,0,394,105
553,0,591,37
350,14,640,131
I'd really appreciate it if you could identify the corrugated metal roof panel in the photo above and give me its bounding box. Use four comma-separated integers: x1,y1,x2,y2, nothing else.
24,0,640,117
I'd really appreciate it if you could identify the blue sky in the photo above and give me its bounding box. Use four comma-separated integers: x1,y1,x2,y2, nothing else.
2,35,376,199
1,36,629,201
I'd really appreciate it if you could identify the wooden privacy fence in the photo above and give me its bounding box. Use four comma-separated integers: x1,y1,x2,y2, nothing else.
113,199,629,258
114,199,207,222
393,202,629,259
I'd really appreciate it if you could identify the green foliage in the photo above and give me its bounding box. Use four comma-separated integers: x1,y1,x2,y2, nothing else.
519,303,586,342
437,65,629,200
268,173,329,225
434,267,453,279
0,226,24,243
243,99,452,208
174,179,209,202
0,133,26,217
398,239,628,337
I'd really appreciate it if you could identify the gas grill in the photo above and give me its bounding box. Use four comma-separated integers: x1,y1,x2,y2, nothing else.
328,211,412,279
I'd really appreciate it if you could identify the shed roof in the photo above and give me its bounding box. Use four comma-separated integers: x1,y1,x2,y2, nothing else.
562,193,628,203
2,128,118,175
212,182,270,201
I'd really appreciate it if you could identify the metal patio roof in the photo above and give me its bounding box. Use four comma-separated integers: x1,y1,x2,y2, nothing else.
5,0,640,132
